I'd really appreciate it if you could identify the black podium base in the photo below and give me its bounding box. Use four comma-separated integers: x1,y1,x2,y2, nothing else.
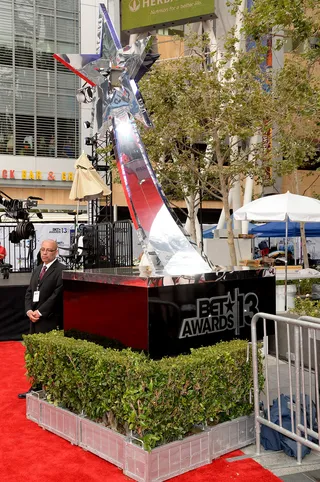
0,273,31,341
63,267,276,359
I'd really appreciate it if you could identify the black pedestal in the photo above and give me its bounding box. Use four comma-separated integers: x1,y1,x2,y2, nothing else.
63,267,275,358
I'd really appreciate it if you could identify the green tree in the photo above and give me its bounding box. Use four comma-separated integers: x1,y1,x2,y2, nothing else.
136,1,320,265
242,0,320,63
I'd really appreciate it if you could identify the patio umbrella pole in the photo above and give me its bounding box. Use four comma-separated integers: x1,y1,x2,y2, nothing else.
285,216,288,311
75,201,79,236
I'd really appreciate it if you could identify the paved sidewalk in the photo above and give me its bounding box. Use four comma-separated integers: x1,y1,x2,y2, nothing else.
241,355,320,481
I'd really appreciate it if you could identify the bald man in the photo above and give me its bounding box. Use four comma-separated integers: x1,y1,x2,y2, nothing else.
25,239,65,335
18,240,65,399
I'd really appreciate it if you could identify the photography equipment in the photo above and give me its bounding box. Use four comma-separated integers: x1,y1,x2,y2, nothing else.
76,84,93,104
9,222,35,243
0,191,42,243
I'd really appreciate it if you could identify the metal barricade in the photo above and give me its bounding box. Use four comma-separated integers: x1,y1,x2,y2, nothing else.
81,221,133,269
252,312,320,464
0,224,34,272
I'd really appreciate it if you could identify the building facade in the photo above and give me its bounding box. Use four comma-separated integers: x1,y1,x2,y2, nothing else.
0,1,315,221
0,0,122,213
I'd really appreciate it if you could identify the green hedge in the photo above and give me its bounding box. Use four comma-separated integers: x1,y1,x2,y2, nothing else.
23,332,261,451
276,278,316,295
292,297,320,317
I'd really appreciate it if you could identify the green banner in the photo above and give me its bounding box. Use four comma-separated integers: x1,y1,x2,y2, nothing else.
121,0,215,33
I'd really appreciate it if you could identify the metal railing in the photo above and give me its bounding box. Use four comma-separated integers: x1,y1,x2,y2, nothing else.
252,312,320,464
80,220,133,269
0,221,133,273
0,224,35,272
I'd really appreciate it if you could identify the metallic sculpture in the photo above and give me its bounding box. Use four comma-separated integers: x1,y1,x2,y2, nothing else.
54,3,212,276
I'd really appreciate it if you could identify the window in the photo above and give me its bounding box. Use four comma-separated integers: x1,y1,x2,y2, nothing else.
0,0,80,158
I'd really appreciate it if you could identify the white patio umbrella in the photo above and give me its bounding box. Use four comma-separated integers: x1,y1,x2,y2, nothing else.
234,191,320,311
70,152,111,229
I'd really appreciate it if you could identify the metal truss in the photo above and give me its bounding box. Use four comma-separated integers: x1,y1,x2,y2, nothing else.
87,132,113,224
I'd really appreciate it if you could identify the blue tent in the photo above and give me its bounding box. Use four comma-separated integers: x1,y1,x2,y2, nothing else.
249,221,320,237
203,222,256,238
203,225,217,238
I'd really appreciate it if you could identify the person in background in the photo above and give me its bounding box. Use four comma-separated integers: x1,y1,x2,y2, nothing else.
23,134,33,149
0,242,6,264
6,134,13,153
18,239,65,399
19,141,33,156
48,135,55,157
63,138,74,158
287,251,295,266
258,240,269,257
38,136,47,156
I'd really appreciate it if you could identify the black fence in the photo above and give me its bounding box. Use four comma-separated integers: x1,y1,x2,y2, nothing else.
0,225,35,272
0,221,133,273
81,220,133,269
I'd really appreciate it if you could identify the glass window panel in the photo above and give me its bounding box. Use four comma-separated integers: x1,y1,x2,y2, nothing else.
56,0,79,13
36,69,55,88
36,14,55,40
0,67,13,114
0,87,13,99
0,113,14,154
56,60,75,74
36,37,54,52
15,114,34,156
15,0,34,6
36,116,55,156
16,91,35,115
2,0,80,159
57,71,79,91
14,7,34,39
57,94,77,118
36,51,55,70
57,117,79,158
0,46,13,66
57,18,78,43
0,91,14,115
37,7,54,16
16,67,34,86
57,11,79,20
37,0,54,8
36,92,55,116
56,41,78,54
0,91,13,109
0,8,13,46
15,39,34,68
0,66,13,83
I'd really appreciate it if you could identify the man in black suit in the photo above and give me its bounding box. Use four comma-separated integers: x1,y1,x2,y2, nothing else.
18,239,65,398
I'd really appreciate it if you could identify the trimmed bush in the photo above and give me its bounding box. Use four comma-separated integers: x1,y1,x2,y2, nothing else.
292,297,320,317
23,332,261,451
277,278,316,296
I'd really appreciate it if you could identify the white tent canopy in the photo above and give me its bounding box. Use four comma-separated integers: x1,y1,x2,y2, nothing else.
234,191,320,223
234,191,320,311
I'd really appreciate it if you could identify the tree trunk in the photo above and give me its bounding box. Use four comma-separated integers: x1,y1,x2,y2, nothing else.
242,134,259,234
230,137,241,231
213,131,237,266
184,192,199,245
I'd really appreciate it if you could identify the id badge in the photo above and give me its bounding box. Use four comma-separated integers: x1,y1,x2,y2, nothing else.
33,291,40,302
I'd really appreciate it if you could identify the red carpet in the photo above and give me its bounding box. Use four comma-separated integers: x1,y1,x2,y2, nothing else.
0,341,281,481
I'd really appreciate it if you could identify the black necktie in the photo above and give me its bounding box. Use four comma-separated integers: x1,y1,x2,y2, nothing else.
39,265,47,281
